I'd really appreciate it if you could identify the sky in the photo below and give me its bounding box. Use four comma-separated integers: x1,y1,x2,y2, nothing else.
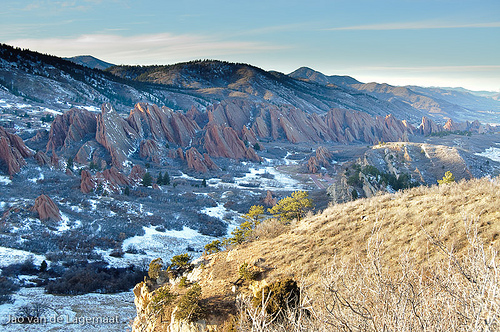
1,0,499,92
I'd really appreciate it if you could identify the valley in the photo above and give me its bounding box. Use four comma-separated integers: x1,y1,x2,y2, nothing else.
0,44,499,331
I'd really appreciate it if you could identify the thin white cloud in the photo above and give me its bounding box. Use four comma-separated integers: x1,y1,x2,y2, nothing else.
328,21,500,31
7,32,286,65
358,65,500,72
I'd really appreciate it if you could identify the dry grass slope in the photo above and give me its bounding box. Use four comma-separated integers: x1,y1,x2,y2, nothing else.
206,177,499,285
125,178,500,331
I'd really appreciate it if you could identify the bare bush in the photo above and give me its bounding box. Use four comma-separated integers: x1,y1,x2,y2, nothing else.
236,217,499,331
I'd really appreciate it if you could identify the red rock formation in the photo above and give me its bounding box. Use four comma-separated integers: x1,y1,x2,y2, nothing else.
80,167,130,194
176,147,185,160
50,149,60,168
0,126,32,176
185,147,208,173
307,146,333,173
96,103,139,169
203,124,261,161
34,151,51,166
80,170,96,193
203,153,219,171
207,100,253,131
46,108,97,152
139,139,160,163
262,190,277,207
241,125,257,144
127,103,199,146
31,194,61,222
183,147,219,173
418,117,441,136
129,165,146,184
101,167,130,187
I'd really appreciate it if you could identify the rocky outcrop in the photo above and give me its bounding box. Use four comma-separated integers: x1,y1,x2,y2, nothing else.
132,282,217,332
101,167,130,187
204,124,261,161
129,164,146,184
307,146,333,173
262,190,277,207
34,151,51,166
127,103,200,146
418,116,441,136
80,170,96,193
31,194,61,221
207,99,253,131
46,108,97,152
96,103,139,169
185,147,219,173
139,139,160,163
0,126,33,176
80,167,130,194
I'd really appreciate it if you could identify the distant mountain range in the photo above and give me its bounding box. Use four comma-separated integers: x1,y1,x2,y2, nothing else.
64,55,115,70
1,43,499,125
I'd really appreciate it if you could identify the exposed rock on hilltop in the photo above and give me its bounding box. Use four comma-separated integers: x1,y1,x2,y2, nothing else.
31,194,61,221
0,126,33,175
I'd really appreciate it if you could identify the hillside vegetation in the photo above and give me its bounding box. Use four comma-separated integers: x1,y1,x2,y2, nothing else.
135,177,500,331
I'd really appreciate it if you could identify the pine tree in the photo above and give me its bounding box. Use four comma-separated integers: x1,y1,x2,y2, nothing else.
142,172,153,187
268,191,313,222
163,171,170,185
157,172,163,185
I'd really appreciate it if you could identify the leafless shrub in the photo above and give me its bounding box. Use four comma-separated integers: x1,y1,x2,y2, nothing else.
236,216,499,331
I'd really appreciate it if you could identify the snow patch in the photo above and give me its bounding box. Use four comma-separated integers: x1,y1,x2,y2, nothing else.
0,175,12,185
0,247,45,268
476,143,500,162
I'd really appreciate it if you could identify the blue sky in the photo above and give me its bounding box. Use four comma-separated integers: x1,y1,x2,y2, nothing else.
1,0,499,91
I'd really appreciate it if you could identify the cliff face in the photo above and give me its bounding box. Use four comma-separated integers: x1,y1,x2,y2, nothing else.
132,282,218,332
96,103,139,169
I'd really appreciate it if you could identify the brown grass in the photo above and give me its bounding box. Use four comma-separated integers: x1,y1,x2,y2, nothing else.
191,177,500,329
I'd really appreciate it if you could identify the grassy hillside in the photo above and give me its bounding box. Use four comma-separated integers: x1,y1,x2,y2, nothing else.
138,178,500,331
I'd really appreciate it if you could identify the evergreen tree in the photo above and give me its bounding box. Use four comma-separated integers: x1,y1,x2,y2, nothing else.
163,171,170,185
142,172,153,187
157,172,163,185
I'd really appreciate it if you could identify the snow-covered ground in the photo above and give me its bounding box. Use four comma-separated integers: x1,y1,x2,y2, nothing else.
476,143,500,162
0,247,46,268
95,226,216,269
0,175,12,185
0,288,135,332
